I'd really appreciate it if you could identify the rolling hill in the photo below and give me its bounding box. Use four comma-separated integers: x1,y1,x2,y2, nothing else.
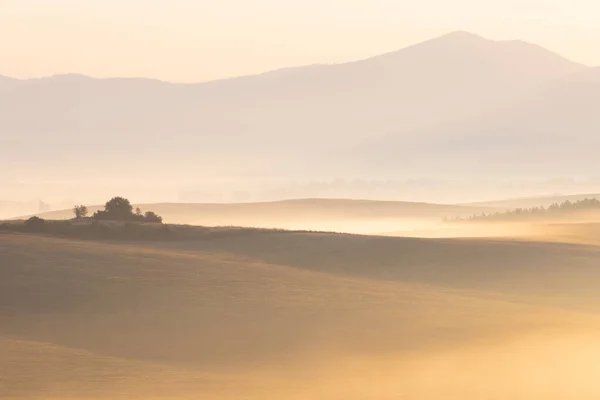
27,198,496,233
3,231,600,399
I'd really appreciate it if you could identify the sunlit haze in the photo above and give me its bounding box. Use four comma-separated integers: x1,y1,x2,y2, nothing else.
4,2,600,399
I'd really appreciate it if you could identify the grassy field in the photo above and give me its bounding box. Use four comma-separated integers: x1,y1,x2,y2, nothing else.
3,228,600,399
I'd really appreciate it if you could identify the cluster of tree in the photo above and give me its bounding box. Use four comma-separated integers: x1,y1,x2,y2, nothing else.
74,197,163,223
451,198,600,222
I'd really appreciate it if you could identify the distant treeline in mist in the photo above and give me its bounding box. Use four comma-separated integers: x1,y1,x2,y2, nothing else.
450,198,600,223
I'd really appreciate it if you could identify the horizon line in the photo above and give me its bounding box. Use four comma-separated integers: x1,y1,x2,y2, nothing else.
0,30,594,85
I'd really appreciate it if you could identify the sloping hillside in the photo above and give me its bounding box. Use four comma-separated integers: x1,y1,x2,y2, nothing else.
367,66,600,176
3,231,600,399
154,231,600,311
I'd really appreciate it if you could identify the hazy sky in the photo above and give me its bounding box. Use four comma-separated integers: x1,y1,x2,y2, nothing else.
1,0,599,82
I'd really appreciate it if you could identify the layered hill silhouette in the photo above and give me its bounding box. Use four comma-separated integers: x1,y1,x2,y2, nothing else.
367,66,600,176
0,31,595,179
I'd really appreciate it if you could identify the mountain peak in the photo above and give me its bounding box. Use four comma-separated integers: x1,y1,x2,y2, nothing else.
439,30,487,41
428,31,535,49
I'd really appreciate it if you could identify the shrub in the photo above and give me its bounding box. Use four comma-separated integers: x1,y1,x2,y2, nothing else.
144,211,163,223
24,216,45,230
92,210,110,220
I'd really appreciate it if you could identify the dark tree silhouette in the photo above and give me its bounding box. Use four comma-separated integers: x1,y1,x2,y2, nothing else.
105,197,133,217
24,216,45,230
93,197,135,221
144,211,163,223
92,197,163,223
73,205,89,219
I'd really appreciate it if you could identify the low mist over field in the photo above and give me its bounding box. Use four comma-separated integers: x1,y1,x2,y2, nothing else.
3,2,600,398
25,198,494,234
2,29,600,213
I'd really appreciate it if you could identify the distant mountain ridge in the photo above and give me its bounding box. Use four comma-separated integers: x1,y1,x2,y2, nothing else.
0,32,587,85
0,31,597,182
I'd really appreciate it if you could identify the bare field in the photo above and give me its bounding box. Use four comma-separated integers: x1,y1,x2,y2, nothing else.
3,230,600,399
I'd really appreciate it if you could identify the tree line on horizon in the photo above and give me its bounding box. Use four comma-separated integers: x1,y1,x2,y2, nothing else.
73,197,162,223
0,196,166,240
451,198,600,223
